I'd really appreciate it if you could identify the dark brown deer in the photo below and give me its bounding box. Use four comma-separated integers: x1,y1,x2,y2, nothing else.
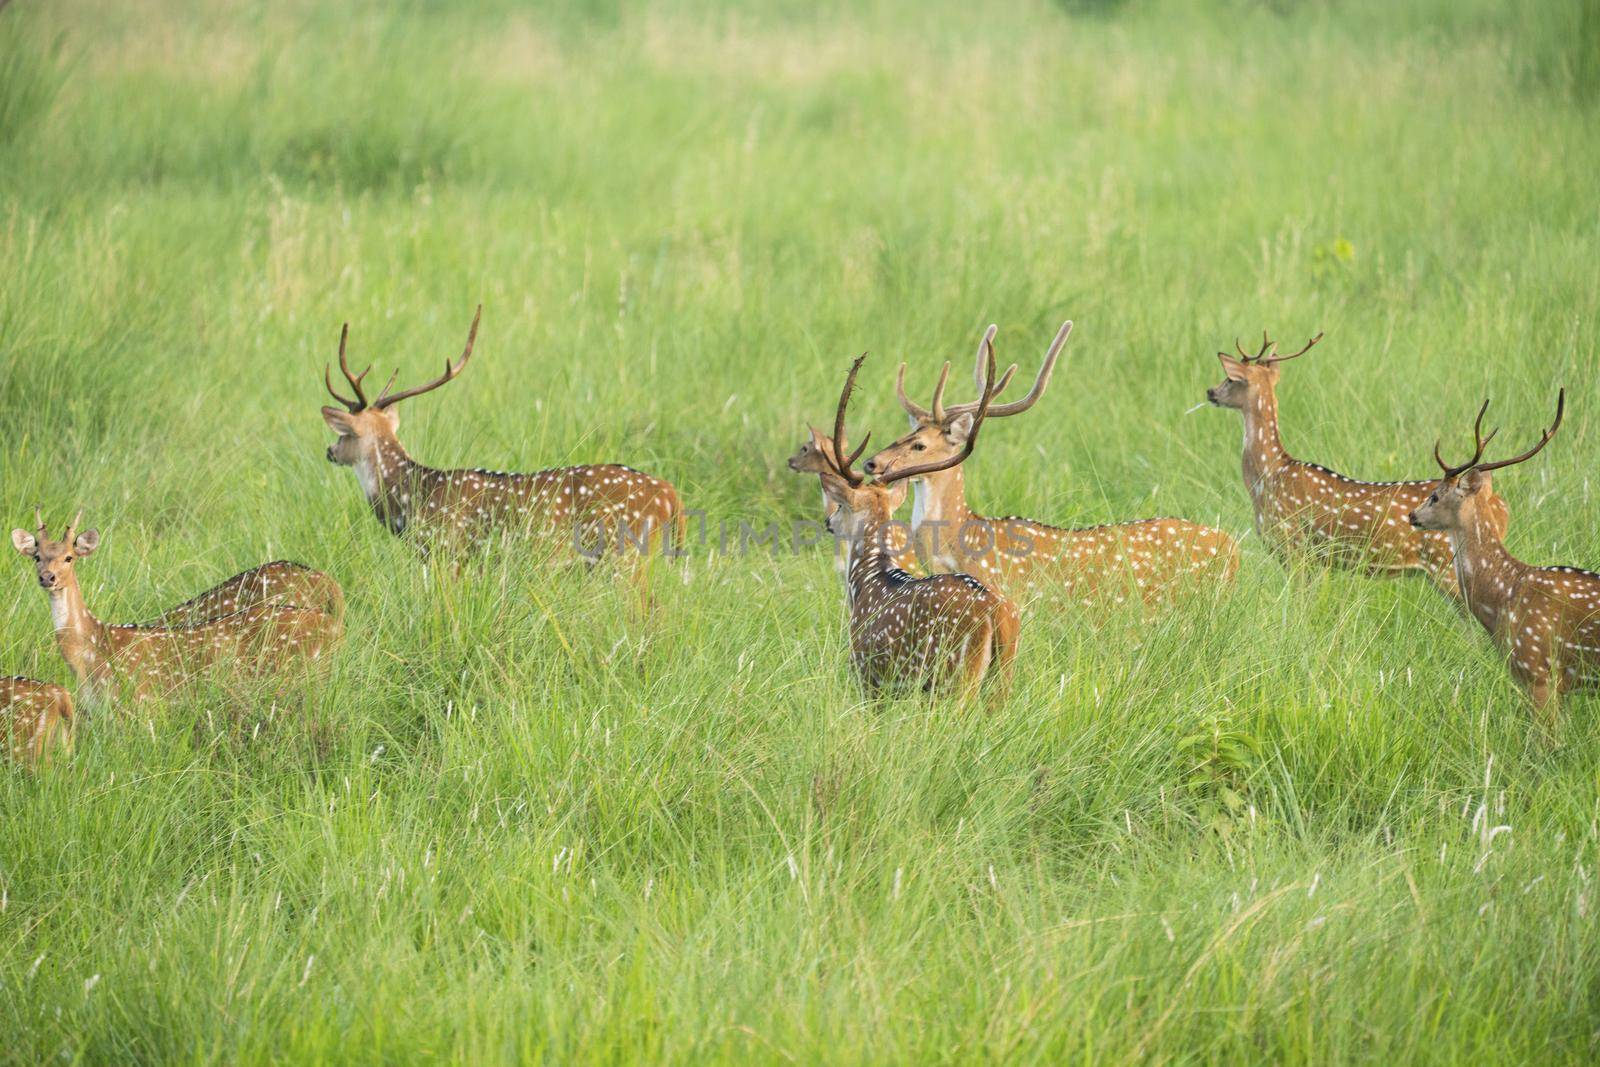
2,676,72,766
1409,391,1592,716
1208,331,1508,596
816,352,1020,701
866,323,1238,610
11,512,342,704
321,307,684,569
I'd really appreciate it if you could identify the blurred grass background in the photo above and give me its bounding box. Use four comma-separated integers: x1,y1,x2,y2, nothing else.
2,0,1599,1062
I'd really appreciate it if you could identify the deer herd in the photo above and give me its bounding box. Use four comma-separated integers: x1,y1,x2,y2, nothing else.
2,308,1594,765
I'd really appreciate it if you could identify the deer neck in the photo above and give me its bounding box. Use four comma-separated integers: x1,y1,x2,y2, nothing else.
357,435,419,534
1240,387,1290,494
846,512,908,603
1448,509,1526,636
909,466,973,568
46,576,107,684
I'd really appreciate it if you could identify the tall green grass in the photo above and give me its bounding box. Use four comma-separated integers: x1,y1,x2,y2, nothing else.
2,0,1599,1062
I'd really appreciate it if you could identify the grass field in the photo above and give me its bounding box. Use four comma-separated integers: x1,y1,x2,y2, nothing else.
3,0,1600,1061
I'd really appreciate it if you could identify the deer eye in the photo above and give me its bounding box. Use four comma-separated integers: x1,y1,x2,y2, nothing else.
912,442,926,452
63,556,72,562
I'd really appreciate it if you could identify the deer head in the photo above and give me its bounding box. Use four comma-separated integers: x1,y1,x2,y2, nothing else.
863,321,1068,479
1207,331,1324,410
321,306,482,468
821,345,1001,541
1409,390,1564,533
787,426,844,475
11,509,98,591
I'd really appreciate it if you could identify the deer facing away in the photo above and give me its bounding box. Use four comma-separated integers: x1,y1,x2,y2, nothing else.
1208,332,1508,596
865,323,1238,610
11,512,343,704
2,676,72,766
815,351,1020,701
1409,391,1594,716
321,307,684,567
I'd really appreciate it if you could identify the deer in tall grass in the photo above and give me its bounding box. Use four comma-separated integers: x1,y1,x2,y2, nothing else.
142,561,343,626
321,307,684,574
2,676,72,766
1408,390,1592,716
11,512,342,703
866,323,1238,610
816,351,1020,700
1208,331,1507,596
788,426,919,584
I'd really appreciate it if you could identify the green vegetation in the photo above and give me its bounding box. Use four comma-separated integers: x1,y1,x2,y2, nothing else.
2,0,1598,1061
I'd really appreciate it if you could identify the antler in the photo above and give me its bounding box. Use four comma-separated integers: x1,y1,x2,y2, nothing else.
1433,398,1498,477
830,353,872,486
878,337,1000,486
1262,331,1324,367
324,323,373,412
366,305,483,410
896,325,1017,422
63,509,82,542
34,507,45,538
1228,330,1323,366
1475,388,1565,474
961,319,1070,419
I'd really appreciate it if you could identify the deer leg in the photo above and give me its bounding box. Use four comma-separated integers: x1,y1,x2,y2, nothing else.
984,604,1022,708
955,622,993,705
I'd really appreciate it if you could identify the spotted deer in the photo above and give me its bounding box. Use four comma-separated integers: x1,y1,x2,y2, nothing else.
1409,391,1593,716
866,322,1238,609
321,307,684,568
1208,331,1507,596
144,561,343,626
817,352,1020,700
2,676,72,766
787,425,919,581
11,512,343,703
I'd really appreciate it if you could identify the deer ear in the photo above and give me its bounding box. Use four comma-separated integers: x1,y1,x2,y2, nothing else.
1217,354,1248,381
944,412,977,444
11,529,36,556
322,407,358,435
73,529,100,557
1459,469,1489,494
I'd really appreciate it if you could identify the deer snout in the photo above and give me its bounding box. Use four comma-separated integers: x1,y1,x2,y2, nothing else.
37,571,56,589
863,456,883,475
1205,386,1222,405
325,445,337,464
1406,510,1422,528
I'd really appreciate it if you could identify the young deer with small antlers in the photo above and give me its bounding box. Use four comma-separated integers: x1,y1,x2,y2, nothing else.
787,426,919,584
1409,391,1592,716
866,323,1238,610
1209,332,1508,596
817,352,1020,700
321,307,684,569
11,512,342,704
2,676,72,766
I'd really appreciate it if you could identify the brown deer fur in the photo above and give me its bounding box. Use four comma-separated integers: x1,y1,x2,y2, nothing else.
2,676,72,766
1209,332,1508,596
12,513,342,703
868,323,1238,610
1409,391,1592,716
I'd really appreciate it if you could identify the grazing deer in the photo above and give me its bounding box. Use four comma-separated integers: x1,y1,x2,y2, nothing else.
787,426,919,582
321,307,684,569
866,323,1238,609
2,676,72,766
1208,331,1507,596
1409,391,1592,716
144,561,343,626
817,351,1020,700
11,512,342,703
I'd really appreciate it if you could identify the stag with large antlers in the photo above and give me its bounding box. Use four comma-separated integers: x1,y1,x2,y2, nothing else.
814,351,1020,699
1208,331,1507,596
11,512,342,704
2,676,72,766
1409,391,1591,715
865,323,1237,610
322,307,684,576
